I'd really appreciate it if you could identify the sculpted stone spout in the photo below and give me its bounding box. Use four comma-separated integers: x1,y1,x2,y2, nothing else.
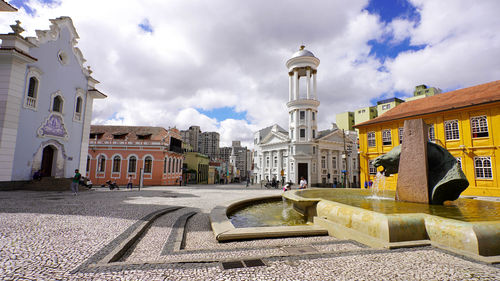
373,119,469,205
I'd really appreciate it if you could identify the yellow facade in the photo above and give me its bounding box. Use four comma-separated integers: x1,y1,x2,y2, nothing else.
358,102,500,197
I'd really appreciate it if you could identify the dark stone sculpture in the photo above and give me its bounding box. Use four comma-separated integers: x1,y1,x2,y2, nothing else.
373,142,469,204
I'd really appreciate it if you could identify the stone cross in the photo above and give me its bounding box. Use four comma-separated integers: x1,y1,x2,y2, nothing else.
396,119,429,203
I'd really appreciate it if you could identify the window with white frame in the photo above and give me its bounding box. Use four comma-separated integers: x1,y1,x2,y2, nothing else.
367,132,376,147
144,156,153,173
382,129,392,145
128,156,137,173
300,111,305,120
382,104,390,110
474,157,492,179
456,157,462,170
26,77,39,109
312,163,316,173
163,158,167,173
312,112,315,120
98,155,106,173
369,160,376,175
332,157,337,169
470,116,489,138
266,156,270,167
428,124,435,141
398,127,404,144
112,156,121,173
321,156,326,169
74,95,83,121
169,158,173,173
444,120,460,140
342,159,346,170
274,156,278,166
300,129,305,138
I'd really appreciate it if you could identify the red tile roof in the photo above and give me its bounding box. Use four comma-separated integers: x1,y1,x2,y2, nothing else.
354,80,500,128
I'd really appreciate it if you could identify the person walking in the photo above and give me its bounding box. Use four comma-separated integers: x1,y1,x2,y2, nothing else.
179,175,183,186
127,175,133,190
71,169,81,195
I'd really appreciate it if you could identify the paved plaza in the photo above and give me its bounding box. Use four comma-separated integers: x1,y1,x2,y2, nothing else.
0,184,499,280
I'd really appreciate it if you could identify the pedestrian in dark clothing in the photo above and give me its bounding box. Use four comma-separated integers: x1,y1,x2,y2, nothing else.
71,169,81,195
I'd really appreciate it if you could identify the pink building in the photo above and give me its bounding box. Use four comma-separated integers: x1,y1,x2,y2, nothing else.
87,125,183,187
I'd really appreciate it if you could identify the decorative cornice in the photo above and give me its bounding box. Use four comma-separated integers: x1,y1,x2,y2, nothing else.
26,17,90,79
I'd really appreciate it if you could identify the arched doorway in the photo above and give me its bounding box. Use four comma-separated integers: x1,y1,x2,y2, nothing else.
41,146,55,177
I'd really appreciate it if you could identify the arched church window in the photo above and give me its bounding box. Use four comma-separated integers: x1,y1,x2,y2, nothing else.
25,77,38,108
74,97,83,121
52,96,63,113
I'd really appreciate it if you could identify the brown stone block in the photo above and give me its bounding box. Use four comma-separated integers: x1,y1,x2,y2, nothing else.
396,119,429,203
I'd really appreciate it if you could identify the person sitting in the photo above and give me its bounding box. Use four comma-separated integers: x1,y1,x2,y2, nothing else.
32,170,42,181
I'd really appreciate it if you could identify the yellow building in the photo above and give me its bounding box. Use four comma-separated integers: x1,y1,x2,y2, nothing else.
355,80,500,197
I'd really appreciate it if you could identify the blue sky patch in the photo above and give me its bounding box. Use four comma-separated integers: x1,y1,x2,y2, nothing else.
368,38,426,61
11,0,58,16
197,107,247,122
138,18,153,33
365,0,419,23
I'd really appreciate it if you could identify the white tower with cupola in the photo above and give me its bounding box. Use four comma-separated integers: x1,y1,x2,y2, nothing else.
286,45,320,143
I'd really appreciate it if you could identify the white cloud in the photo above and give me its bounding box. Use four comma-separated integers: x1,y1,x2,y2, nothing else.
2,0,499,148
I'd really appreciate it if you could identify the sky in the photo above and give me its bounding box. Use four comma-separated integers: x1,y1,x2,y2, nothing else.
2,0,500,148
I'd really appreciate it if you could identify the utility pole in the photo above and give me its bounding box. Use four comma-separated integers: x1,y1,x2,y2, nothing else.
342,129,346,188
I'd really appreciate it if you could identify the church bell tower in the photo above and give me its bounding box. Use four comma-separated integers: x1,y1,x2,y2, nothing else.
286,45,320,143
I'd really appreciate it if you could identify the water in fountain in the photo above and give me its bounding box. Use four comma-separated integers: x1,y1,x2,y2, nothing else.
367,172,392,200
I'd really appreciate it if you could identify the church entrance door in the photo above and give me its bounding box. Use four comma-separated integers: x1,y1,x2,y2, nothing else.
41,146,55,177
298,163,308,184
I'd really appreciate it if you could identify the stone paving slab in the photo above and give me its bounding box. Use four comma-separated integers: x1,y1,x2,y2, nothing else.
0,184,499,280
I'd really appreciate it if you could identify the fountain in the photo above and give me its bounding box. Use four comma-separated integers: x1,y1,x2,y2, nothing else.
210,118,499,263
280,119,500,263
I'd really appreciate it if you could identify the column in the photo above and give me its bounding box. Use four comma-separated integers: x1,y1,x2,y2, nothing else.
306,68,311,99
307,110,312,142
295,110,299,141
313,70,317,100
277,150,283,183
317,148,321,183
260,152,266,180
289,72,294,101
327,150,333,183
294,69,299,100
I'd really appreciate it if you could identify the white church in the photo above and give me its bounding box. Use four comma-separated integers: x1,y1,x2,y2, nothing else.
0,17,106,182
253,46,359,187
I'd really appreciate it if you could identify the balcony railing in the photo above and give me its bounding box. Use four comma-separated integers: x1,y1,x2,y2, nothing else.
26,97,36,108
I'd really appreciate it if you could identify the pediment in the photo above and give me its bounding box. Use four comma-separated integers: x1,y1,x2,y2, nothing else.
261,131,289,145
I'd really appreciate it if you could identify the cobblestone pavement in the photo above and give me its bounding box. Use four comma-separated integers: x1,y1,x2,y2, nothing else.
0,184,499,280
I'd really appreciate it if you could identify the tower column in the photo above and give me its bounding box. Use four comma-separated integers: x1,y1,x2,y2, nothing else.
293,69,299,100
307,110,312,142
313,71,317,100
306,68,311,99
288,72,293,101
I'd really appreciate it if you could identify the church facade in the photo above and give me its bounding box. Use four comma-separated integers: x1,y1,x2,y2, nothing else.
0,17,106,182
253,47,359,187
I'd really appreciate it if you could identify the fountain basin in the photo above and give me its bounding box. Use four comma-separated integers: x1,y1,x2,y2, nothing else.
209,195,328,241
283,188,500,263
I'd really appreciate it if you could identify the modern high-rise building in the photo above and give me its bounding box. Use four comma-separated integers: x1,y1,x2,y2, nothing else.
199,132,220,160
180,125,201,152
230,141,249,181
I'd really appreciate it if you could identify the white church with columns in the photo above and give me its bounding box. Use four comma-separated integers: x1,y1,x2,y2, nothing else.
253,46,359,187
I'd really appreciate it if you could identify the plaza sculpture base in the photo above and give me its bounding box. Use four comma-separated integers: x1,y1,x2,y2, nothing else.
283,189,500,264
